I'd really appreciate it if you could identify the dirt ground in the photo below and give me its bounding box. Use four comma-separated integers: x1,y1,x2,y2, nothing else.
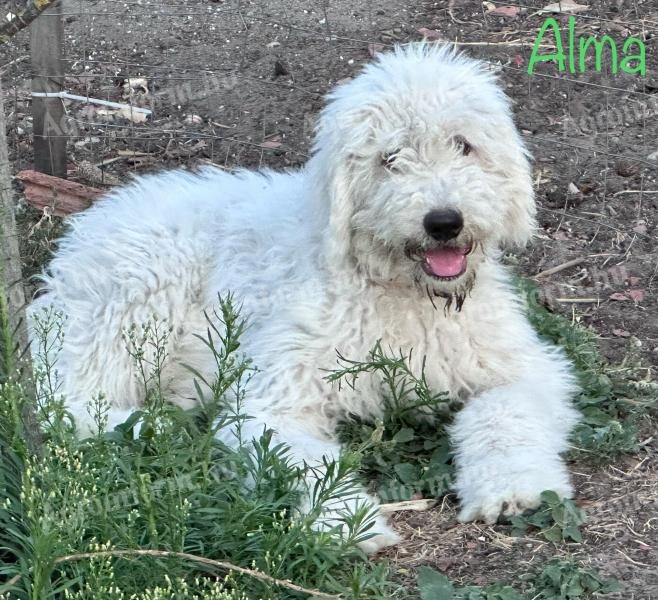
1,0,657,596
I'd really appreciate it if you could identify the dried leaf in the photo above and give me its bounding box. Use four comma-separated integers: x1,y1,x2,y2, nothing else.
540,1,589,14
417,27,442,41
368,42,385,57
567,182,580,195
487,5,520,17
627,289,645,303
119,108,148,123
612,328,631,337
260,137,282,149
184,114,203,125
97,107,149,124
609,292,628,301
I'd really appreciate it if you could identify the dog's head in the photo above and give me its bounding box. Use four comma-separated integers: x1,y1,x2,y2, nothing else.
309,44,535,303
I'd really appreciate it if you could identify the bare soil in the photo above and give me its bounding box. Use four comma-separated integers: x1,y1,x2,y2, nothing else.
1,0,657,596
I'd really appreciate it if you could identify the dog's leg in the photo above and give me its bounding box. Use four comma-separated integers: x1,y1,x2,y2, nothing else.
450,349,580,523
233,417,401,554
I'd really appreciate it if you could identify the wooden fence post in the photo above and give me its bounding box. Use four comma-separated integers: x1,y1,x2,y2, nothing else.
0,74,42,453
0,77,30,363
31,0,66,177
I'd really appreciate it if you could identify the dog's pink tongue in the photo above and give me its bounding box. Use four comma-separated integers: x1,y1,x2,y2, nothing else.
425,247,467,277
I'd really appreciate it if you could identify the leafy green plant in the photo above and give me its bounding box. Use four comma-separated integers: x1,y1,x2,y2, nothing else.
416,559,622,600
529,559,622,599
332,342,459,502
509,491,586,543
519,277,656,458
416,566,523,600
0,298,400,599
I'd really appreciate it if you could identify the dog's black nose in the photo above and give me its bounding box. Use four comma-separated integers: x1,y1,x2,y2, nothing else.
423,209,464,242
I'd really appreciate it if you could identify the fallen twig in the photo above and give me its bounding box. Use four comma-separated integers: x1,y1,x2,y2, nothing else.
380,499,437,514
448,0,467,23
53,550,341,598
95,150,154,167
613,190,658,196
0,55,28,73
533,257,587,279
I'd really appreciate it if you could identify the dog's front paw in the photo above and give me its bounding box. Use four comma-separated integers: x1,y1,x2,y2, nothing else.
303,490,401,553
356,512,401,554
456,459,573,524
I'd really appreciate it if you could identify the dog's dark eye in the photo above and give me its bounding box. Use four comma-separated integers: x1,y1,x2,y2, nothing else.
454,136,473,156
381,149,401,169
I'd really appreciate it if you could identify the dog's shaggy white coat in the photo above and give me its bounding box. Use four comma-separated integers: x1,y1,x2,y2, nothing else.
30,45,579,553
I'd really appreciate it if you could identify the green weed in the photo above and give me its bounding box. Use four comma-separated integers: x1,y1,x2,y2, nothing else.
415,559,622,600
332,342,458,502
0,298,399,599
508,491,587,543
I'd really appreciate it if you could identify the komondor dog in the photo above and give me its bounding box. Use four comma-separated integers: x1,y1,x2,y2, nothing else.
29,44,579,553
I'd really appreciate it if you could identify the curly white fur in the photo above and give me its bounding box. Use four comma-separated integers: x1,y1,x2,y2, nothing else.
29,44,580,553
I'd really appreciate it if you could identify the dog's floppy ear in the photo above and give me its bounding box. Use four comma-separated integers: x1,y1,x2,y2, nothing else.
503,150,537,248
308,91,373,266
485,114,537,248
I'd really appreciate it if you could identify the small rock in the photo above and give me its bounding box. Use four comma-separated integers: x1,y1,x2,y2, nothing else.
613,328,631,337
567,182,580,195
273,60,289,78
609,292,629,301
615,159,640,177
368,42,385,57
577,179,597,195
545,187,565,207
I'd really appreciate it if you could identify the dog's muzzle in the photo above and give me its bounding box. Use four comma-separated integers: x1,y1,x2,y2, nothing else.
419,209,471,279
421,245,472,279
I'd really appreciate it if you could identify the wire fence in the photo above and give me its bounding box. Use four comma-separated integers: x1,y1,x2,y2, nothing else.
0,0,657,307
1,1,657,171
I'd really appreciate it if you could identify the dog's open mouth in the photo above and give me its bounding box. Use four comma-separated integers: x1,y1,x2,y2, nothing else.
422,245,472,280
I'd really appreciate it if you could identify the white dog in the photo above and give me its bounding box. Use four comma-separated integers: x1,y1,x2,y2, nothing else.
30,44,579,553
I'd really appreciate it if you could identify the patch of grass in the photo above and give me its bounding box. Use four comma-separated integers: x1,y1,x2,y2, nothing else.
0,298,400,599
519,278,656,459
